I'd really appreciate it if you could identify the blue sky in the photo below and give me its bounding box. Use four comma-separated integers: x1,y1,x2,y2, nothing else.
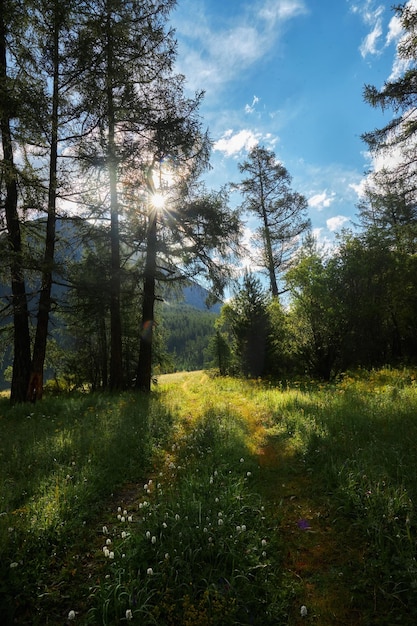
171,0,406,249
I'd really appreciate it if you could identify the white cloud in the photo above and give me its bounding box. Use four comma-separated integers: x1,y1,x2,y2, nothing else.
360,19,383,57
259,0,307,23
386,14,402,46
173,0,307,95
245,95,260,114
326,215,350,232
213,129,260,156
349,1,387,57
308,190,336,210
385,2,417,80
349,179,367,199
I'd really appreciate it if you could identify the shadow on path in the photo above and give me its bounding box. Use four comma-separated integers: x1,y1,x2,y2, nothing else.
257,435,367,625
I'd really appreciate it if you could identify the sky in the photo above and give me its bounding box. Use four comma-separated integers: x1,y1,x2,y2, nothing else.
170,0,407,250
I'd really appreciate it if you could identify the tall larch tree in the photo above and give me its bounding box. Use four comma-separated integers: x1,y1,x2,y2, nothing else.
75,0,181,390
23,0,83,401
235,146,310,298
0,0,32,403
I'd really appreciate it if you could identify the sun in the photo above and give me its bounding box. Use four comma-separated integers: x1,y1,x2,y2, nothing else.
151,191,166,209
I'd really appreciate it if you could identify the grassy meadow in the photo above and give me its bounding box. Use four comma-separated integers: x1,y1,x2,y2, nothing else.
1,369,417,624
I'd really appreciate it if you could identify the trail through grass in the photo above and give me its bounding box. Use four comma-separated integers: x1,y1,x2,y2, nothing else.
157,373,363,625
1,369,417,624
157,370,417,624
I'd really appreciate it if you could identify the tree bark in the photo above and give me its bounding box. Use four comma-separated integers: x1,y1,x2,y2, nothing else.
0,0,31,403
106,6,123,390
28,7,60,402
135,207,157,392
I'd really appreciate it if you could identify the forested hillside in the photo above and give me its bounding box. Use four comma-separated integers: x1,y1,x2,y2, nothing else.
160,303,218,372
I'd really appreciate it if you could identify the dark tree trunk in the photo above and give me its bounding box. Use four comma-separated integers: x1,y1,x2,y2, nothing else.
28,11,59,402
106,7,123,390
135,208,157,392
0,1,31,403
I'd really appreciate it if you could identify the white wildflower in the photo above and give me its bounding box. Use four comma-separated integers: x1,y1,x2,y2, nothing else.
68,610,76,620
147,567,153,575
126,608,133,620
102,526,108,535
300,605,308,617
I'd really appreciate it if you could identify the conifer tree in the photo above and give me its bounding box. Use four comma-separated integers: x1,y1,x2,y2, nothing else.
0,0,31,403
235,146,310,298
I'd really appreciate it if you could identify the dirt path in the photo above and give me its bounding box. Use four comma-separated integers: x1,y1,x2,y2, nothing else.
257,436,366,625
156,373,369,623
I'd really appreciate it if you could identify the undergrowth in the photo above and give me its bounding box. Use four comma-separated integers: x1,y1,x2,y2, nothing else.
1,367,417,624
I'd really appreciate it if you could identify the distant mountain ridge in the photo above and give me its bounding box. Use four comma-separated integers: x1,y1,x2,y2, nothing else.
167,283,222,313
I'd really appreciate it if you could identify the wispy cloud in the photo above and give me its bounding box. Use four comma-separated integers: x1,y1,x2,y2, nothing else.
172,0,308,95
385,1,417,80
245,95,260,114
360,17,383,57
350,0,416,80
258,0,307,23
349,0,386,58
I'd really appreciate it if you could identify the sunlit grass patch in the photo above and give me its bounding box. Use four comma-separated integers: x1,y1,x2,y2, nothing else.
2,368,417,624
0,392,159,624
88,407,287,625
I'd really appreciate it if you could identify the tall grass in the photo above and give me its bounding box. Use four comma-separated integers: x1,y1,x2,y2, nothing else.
1,368,417,624
265,369,417,624
0,392,170,624
88,407,287,625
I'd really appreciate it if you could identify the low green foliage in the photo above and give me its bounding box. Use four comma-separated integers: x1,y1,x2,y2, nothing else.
0,392,163,624
266,368,417,624
89,411,285,625
1,368,417,624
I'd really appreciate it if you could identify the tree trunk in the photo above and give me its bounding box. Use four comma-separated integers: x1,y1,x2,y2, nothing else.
0,1,31,403
135,208,157,392
28,9,60,402
260,201,279,298
106,7,123,390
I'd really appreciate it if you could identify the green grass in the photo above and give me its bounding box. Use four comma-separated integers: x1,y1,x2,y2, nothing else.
1,368,417,624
